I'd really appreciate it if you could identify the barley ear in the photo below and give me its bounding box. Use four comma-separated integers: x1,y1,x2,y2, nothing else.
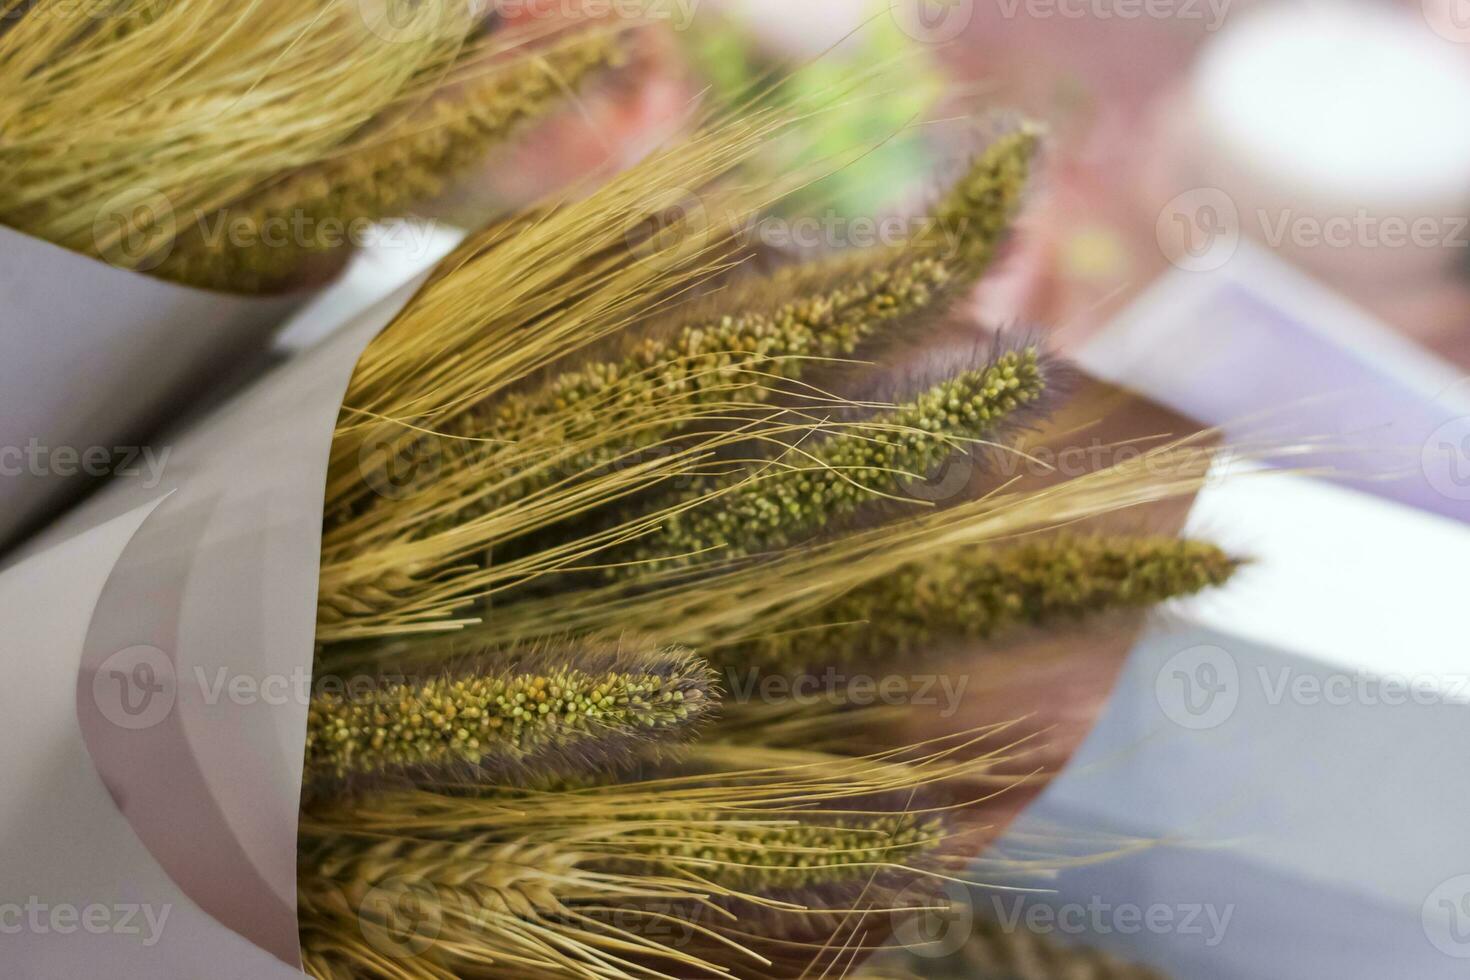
160,30,622,292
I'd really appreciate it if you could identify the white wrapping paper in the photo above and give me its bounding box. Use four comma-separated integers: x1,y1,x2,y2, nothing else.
0,226,309,551
0,275,425,976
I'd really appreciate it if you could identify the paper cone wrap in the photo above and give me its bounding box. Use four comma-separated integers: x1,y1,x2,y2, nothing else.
0,276,423,975
0,226,315,551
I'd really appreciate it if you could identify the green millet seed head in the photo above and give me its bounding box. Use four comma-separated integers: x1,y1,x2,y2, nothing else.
632,813,948,893
298,813,944,903
923,126,1040,274
624,346,1047,571
739,534,1240,669
303,638,715,794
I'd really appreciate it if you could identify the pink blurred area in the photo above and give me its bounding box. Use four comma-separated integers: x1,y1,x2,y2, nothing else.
929,0,1470,363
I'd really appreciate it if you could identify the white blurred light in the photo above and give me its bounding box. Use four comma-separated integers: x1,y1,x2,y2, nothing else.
713,0,876,56
1194,1,1470,210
